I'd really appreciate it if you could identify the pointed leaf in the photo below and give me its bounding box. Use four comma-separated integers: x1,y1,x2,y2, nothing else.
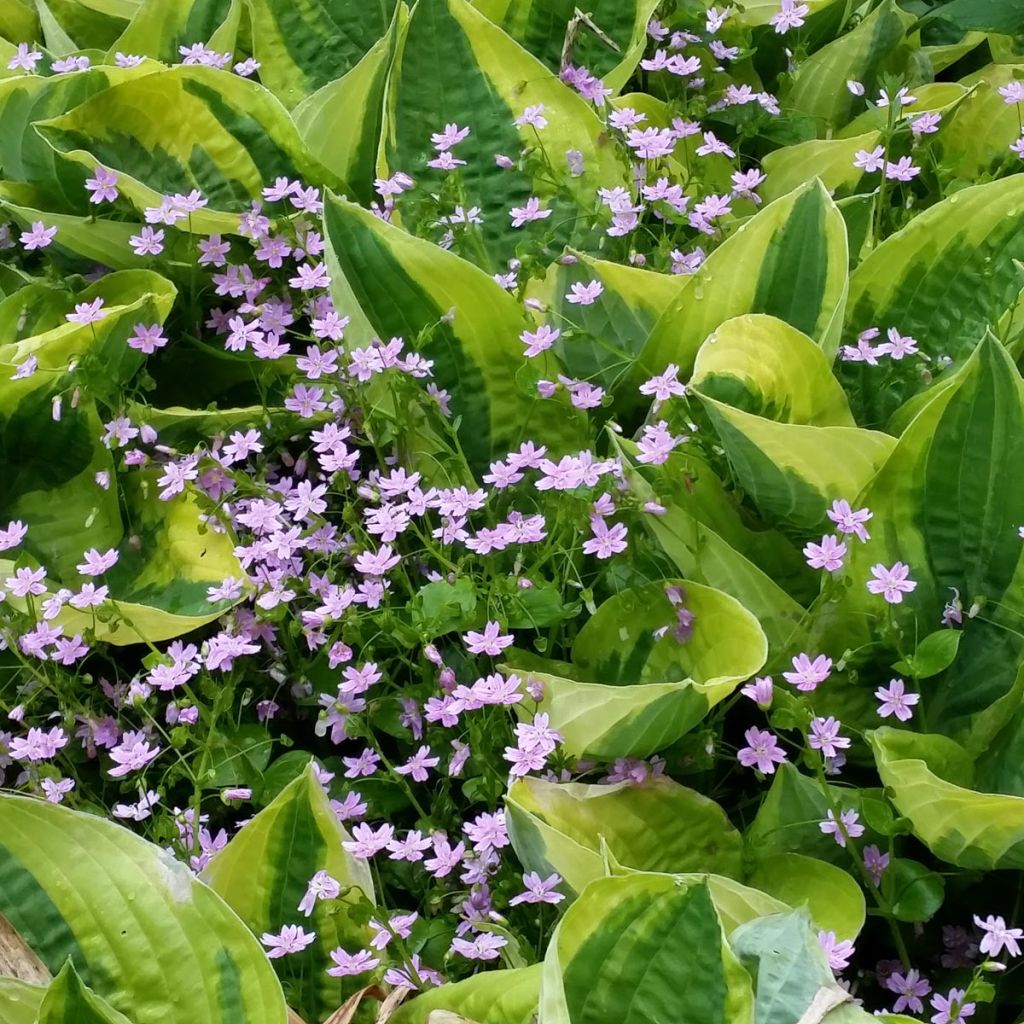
0,977,45,1024
109,0,241,64
36,961,134,1024
390,966,540,1024
760,132,881,204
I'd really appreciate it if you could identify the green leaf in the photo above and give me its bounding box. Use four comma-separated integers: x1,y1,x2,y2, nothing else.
888,858,944,923
745,853,865,940
760,132,881,204
927,0,1024,32
108,0,241,64
844,176,1024,422
508,580,766,759
35,65,344,232
36,961,134,1024
36,0,134,51
638,181,849,389
893,630,961,679
412,577,479,636
244,0,399,107
202,764,374,1022
322,191,583,473
291,4,407,203
540,876,754,1024
0,977,46,1024
505,776,743,899
780,0,916,134
0,793,287,1024
390,965,541,1024
868,727,1024,869
470,0,659,92
382,0,629,272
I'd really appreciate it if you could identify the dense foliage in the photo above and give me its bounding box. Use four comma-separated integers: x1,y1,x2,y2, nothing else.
3,0,1024,1022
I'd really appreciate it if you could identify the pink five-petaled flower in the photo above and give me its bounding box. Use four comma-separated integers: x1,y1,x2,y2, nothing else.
510,871,565,906
770,0,809,33
867,562,917,604
431,122,470,151
819,808,864,848
297,870,341,916
930,988,975,1024
66,298,106,325
395,746,439,783
76,547,119,577
20,221,57,250
782,653,832,692
128,323,168,354
451,933,507,961
885,156,921,182
737,727,787,774
879,327,919,359
886,968,931,1014
874,678,919,721
808,716,850,759
974,914,1023,958
583,516,628,559
817,930,854,972
827,499,872,542
566,280,604,305
1000,82,1024,104
260,924,316,958
803,534,847,572
520,324,560,357
853,146,885,172
463,621,513,656
741,675,773,707
510,196,552,227
8,43,43,72
863,844,890,886
639,363,687,403
85,166,118,204
327,947,380,976
108,733,161,777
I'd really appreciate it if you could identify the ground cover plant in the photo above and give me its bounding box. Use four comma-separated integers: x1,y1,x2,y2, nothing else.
3,0,1024,1021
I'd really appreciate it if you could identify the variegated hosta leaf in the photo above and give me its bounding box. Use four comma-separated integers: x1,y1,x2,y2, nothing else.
843,174,1024,423
0,794,287,1024
0,0,40,48
382,0,629,272
826,336,1024,734
730,0,844,26
780,0,916,135
390,965,541,1024
291,4,407,204
37,0,135,51
505,775,743,899
202,764,375,1023
868,727,1024,870
523,251,682,393
744,853,865,940
108,0,241,64
539,876,754,1024
244,0,399,108
616,444,810,654
0,977,46,1024
760,132,881,204
509,580,767,759
470,0,658,93
0,62,157,210
35,65,345,233
838,81,971,138
637,180,849,393
322,191,583,473
36,961,134,1024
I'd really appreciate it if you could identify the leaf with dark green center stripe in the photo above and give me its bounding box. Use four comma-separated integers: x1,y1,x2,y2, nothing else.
382,0,628,272
322,191,583,473
540,875,753,1024
35,65,345,232
36,961,135,1024
0,0,40,47
504,580,767,759
523,251,682,393
244,0,399,108
390,965,541,1024
292,4,407,203
843,176,1024,424
0,794,287,1024
108,0,241,64
505,776,743,900
822,335,1024,737
780,0,916,135
37,0,135,51
0,978,46,1024
470,0,658,92
202,764,375,1023
636,181,848,400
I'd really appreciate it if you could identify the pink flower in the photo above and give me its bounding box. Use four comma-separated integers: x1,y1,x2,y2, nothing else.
803,534,847,571
974,914,1023,957
867,561,917,603
395,746,439,783
463,621,513,656
817,930,854,971
327,947,379,976
741,676,773,707
930,988,975,1024
510,872,565,906
819,808,864,848
260,924,316,958
782,653,832,692
808,716,850,759
875,678,919,721
827,499,872,542
297,870,340,916
76,547,119,577
853,146,885,172
737,727,787,774
566,280,604,305
886,968,930,1014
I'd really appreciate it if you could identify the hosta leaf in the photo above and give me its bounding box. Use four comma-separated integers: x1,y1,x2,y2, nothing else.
868,727,1024,870
780,0,916,134
523,251,682,392
0,0,40,47
322,191,582,472
35,65,344,232
382,0,628,272
692,314,854,427
927,0,1024,33
244,0,399,108
828,335,1024,733
732,0,845,26
0,794,287,1024
638,180,849,389
38,0,135,51
539,876,754,1024
391,965,540,1024
838,82,970,138
109,0,241,64
505,776,743,898
0,978,46,1024
202,764,374,1023
36,961,134,1024
509,580,766,759
470,0,658,92
843,175,1024,422
745,853,865,940
760,132,880,204
291,4,407,203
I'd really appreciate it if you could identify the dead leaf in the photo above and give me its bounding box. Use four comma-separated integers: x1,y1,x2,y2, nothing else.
426,1013,483,1024
0,914,50,984
323,984,389,1024
375,985,411,1022
288,1011,308,1024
